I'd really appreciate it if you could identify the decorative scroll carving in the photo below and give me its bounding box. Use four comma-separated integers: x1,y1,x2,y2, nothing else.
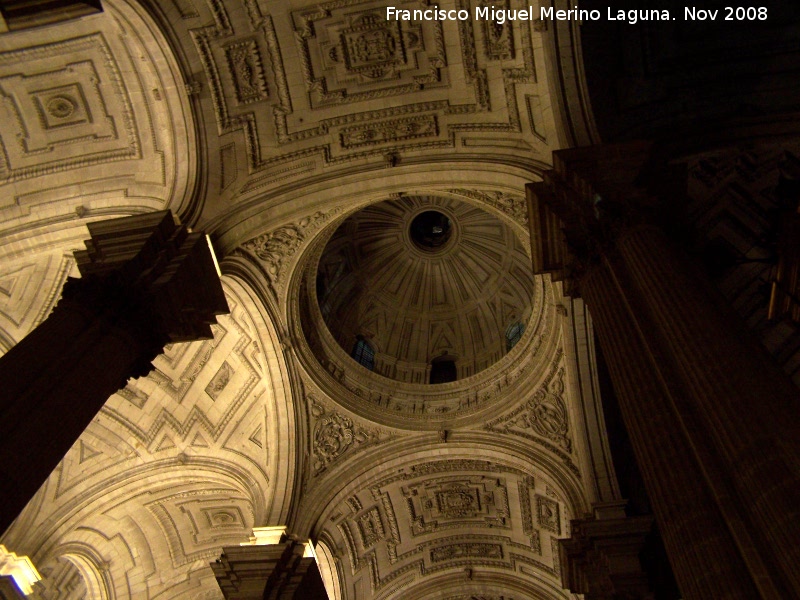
242,207,343,285
448,189,528,225
517,367,570,451
309,398,387,475
340,115,438,149
486,352,572,455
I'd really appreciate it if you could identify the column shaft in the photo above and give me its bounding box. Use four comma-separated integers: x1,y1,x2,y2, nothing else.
581,259,775,598
612,225,800,595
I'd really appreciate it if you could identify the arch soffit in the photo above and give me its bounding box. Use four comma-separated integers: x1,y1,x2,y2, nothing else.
210,163,542,256
295,440,583,600
296,435,589,539
219,271,301,527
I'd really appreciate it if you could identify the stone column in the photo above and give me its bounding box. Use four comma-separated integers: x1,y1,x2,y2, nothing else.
0,211,228,535
529,144,800,599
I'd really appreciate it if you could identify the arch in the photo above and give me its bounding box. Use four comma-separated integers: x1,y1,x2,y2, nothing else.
221,256,303,528
297,432,589,540
314,534,343,600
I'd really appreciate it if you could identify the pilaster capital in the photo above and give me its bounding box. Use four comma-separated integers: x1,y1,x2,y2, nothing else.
559,503,655,600
66,210,229,376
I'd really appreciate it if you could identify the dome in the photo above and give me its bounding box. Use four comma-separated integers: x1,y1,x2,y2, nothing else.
315,196,535,384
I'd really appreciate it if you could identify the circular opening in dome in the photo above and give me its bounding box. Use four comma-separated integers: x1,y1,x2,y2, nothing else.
409,211,452,251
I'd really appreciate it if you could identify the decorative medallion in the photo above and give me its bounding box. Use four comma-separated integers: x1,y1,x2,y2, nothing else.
46,95,76,119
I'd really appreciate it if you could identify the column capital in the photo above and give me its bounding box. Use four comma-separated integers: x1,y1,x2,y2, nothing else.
559,504,654,600
527,142,686,294
212,529,327,600
72,210,228,341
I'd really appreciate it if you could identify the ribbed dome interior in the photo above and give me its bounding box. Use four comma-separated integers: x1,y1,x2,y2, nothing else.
316,196,534,383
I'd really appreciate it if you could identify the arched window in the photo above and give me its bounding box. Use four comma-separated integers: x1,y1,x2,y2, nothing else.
506,321,524,351
351,338,375,371
430,356,457,384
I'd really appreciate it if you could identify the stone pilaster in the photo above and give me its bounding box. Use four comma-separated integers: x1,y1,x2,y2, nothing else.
0,211,228,535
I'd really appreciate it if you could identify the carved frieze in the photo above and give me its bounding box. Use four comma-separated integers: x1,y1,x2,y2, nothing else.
448,189,528,225
340,114,438,149
430,542,503,563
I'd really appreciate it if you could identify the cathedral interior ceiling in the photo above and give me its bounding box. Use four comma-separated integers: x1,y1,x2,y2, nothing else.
0,1,589,599
143,0,561,228
0,0,195,247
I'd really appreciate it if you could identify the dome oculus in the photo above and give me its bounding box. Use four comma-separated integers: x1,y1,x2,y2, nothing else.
409,210,452,251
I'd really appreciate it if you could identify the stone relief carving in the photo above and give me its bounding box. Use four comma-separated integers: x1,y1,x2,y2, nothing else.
448,189,528,225
485,352,574,465
205,361,233,400
535,494,560,535
340,114,438,149
309,398,387,475
293,6,445,106
518,476,542,554
480,0,515,60
189,0,550,186
430,542,503,563
403,475,510,535
322,458,569,595
356,506,385,548
514,366,570,451
242,207,344,286
242,225,304,281
0,35,139,182
225,39,268,104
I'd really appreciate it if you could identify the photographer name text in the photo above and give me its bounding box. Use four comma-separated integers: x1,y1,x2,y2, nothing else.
385,6,769,24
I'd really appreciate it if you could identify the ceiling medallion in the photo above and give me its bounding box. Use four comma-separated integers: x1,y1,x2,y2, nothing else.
46,95,76,119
